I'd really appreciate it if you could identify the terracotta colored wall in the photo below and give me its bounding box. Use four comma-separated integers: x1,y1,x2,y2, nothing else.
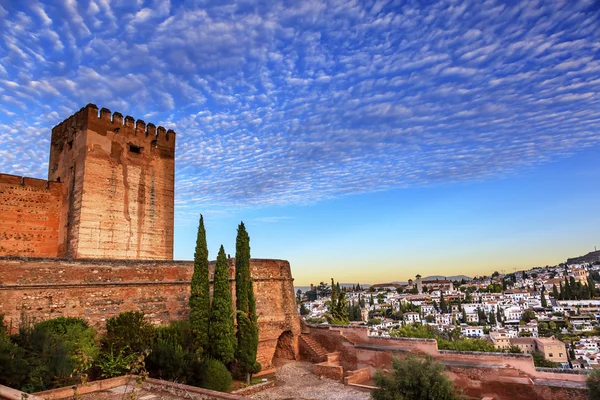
0,257,300,369
48,104,175,260
0,175,63,257
304,325,587,400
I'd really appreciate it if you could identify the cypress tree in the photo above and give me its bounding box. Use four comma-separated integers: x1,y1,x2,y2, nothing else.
189,214,210,352
570,276,577,299
564,278,571,300
541,286,548,308
559,282,564,300
234,222,260,383
496,306,503,323
588,273,597,298
208,245,235,365
488,311,496,325
440,293,448,314
552,284,559,299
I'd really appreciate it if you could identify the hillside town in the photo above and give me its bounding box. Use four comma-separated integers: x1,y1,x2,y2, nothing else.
298,254,600,370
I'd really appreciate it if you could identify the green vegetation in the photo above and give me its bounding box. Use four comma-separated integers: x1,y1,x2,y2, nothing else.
587,368,600,400
189,214,211,353
103,311,154,355
208,245,236,365
373,355,459,400
300,303,310,315
234,222,261,383
532,351,560,368
199,358,233,392
390,323,500,353
558,276,594,300
0,316,99,392
327,278,350,325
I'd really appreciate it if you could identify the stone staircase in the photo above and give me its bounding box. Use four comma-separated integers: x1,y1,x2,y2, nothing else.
299,334,329,363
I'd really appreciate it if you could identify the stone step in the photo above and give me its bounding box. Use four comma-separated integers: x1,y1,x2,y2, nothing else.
300,335,329,362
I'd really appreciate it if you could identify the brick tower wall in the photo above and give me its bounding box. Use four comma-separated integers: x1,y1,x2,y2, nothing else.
49,105,175,259
0,175,63,257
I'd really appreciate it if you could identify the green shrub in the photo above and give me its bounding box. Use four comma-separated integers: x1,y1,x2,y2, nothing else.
103,312,154,355
198,358,232,392
96,348,139,378
373,355,458,400
0,322,29,388
7,316,99,392
587,368,600,400
146,320,195,382
146,337,187,381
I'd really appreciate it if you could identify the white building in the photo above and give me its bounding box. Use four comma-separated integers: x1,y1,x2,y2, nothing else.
461,324,484,338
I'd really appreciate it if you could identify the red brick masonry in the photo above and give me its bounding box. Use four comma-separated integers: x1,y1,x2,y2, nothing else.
0,257,300,369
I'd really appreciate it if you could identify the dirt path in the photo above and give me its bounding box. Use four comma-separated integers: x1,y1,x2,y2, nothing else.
251,362,371,400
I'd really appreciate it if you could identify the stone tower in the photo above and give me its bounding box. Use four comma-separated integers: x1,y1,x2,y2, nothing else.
48,104,175,259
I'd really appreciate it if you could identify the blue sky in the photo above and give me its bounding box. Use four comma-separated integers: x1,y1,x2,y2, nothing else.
1,0,599,285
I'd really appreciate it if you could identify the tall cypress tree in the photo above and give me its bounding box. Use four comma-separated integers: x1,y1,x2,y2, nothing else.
208,245,235,365
552,284,559,299
440,293,448,314
588,273,597,298
235,222,260,383
189,214,210,352
541,285,548,308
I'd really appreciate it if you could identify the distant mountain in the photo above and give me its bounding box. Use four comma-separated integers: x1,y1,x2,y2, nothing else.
422,275,471,281
567,250,600,265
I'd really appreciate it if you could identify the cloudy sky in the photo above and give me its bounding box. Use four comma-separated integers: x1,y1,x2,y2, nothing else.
1,0,599,284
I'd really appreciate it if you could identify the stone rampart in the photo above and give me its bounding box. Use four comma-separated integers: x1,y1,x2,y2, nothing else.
303,324,588,400
0,257,300,369
0,175,63,257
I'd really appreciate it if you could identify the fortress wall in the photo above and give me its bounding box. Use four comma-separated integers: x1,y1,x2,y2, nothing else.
304,325,587,400
0,175,63,257
0,257,300,369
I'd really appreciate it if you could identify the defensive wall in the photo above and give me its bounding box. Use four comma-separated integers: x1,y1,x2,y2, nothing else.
0,256,300,369
0,104,176,260
302,324,588,400
0,175,63,257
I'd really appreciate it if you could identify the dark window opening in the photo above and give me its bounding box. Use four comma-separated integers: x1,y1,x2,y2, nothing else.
129,144,142,154
56,177,61,182
67,140,73,149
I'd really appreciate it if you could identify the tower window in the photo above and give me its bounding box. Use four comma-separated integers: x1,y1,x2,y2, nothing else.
67,140,73,149
129,144,142,154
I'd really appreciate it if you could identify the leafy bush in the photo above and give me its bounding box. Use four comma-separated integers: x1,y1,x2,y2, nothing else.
146,336,187,381
532,351,560,368
0,316,29,388
587,368,600,400
4,316,99,392
103,312,155,355
96,348,139,378
198,358,232,392
438,338,498,352
373,355,459,400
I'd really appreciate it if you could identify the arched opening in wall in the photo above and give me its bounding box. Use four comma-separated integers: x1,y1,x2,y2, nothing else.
272,330,295,366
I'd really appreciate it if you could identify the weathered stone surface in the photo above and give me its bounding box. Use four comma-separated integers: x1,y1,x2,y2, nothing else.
0,105,301,370
0,175,63,257
0,257,300,369
48,105,175,259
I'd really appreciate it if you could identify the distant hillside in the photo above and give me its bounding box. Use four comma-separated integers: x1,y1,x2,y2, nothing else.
567,250,600,265
423,275,471,281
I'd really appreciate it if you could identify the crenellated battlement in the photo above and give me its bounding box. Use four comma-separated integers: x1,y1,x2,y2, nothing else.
0,173,63,190
51,104,176,151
